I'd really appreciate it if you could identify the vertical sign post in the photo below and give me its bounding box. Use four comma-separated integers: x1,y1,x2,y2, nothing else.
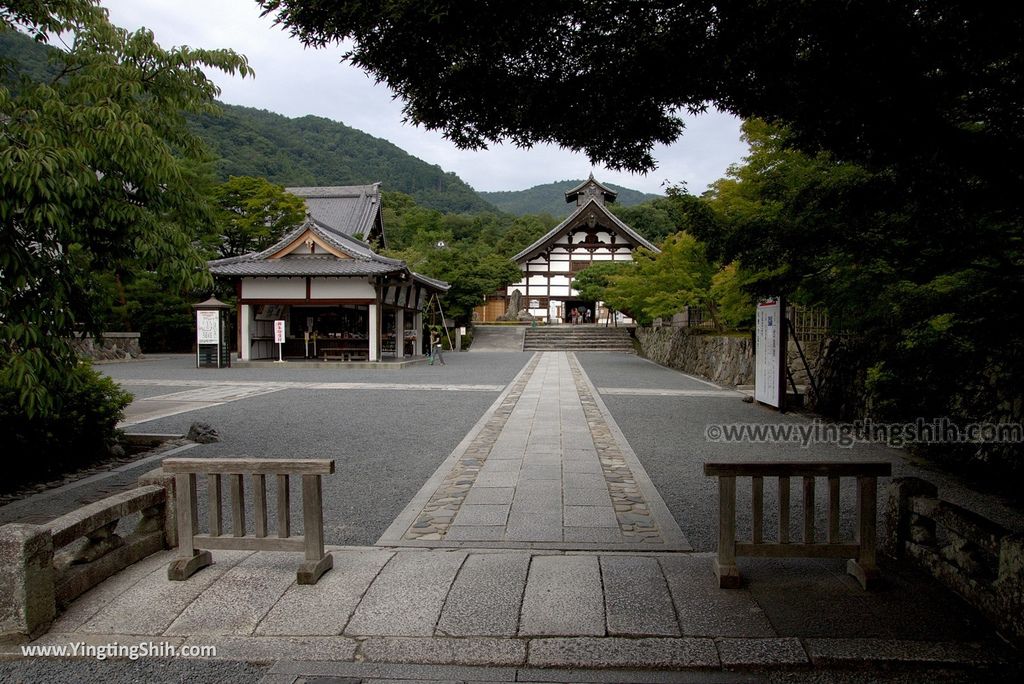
755,296,787,411
196,310,219,368
194,297,232,368
274,319,285,363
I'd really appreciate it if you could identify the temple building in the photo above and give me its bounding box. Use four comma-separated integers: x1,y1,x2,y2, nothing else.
208,184,447,363
476,175,659,323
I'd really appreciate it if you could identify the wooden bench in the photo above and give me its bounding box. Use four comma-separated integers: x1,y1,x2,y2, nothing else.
163,458,335,584
704,462,892,589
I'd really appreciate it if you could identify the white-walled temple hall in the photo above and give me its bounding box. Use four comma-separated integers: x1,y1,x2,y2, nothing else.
208,185,448,363
475,176,660,323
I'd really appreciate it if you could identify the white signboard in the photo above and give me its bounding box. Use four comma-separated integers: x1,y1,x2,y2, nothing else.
196,310,219,345
755,299,783,408
273,320,286,344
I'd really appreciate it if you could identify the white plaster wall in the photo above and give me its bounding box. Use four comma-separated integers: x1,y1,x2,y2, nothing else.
310,279,376,299
242,278,304,299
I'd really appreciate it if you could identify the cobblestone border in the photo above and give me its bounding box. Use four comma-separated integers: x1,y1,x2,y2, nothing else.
404,355,542,540
567,354,666,545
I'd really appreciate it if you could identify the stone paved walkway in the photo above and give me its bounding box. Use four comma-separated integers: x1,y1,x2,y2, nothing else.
378,352,688,550
6,547,1014,679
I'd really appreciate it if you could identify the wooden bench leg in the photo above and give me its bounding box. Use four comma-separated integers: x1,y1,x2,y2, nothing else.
847,476,881,589
716,475,741,588
168,473,213,580
297,474,333,585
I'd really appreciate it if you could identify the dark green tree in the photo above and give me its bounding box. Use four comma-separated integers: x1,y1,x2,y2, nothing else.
211,176,306,258
1,0,252,414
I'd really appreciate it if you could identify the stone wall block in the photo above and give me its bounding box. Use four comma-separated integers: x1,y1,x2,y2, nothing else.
137,468,178,548
995,533,1024,643
0,524,55,642
883,477,938,558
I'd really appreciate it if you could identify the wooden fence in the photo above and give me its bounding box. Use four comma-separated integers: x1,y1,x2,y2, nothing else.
704,461,891,589
163,458,335,585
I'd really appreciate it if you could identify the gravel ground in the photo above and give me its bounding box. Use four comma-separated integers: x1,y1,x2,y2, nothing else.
0,353,531,544
575,351,722,391
130,387,502,545
97,352,530,386
576,353,1024,551
0,658,267,684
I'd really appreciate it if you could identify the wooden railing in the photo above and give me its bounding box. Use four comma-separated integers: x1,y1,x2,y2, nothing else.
704,462,891,589
162,458,335,585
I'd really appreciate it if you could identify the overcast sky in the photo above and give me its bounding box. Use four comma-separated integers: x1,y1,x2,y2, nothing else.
102,0,749,196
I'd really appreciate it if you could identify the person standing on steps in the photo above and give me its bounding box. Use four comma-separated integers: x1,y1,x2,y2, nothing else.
430,328,446,365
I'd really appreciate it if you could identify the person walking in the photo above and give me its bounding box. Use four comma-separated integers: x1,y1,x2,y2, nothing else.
430,329,446,365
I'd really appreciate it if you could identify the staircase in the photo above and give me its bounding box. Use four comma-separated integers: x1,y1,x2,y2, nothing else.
522,325,636,353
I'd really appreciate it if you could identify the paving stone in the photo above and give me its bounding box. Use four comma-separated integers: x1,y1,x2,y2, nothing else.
478,459,521,473
511,486,562,512
802,638,1005,666
165,552,298,636
474,472,519,488
659,555,776,638
345,552,465,636
562,488,611,506
563,505,618,528
519,556,604,636
463,487,515,505
360,637,526,666
520,465,561,481
269,660,519,681
563,449,599,461
437,553,530,637
451,504,510,526
505,511,562,542
562,460,603,475
50,549,174,632
562,527,623,544
527,637,720,669
601,556,680,637
256,548,394,636
79,550,252,635
443,525,507,542
715,637,808,667
564,473,606,490
182,635,358,661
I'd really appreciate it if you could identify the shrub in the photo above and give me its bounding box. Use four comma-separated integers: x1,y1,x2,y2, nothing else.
0,363,133,493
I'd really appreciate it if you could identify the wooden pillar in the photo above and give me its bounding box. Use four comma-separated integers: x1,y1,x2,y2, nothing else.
239,304,251,362
413,312,423,355
715,475,741,588
394,308,405,357
368,303,379,362
848,476,880,589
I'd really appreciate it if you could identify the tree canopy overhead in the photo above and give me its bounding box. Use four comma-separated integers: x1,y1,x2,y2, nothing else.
258,1,1024,182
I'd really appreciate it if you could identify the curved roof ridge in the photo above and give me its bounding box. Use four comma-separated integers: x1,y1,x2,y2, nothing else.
512,197,659,262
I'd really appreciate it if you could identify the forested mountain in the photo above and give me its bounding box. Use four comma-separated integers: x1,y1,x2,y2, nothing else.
480,180,661,217
192,105,494,213
1,29,493,214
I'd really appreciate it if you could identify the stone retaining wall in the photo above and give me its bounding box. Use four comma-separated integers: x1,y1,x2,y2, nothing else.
635,327,754,387
886,476,1024,647
635,326,831,392
67,332,142,361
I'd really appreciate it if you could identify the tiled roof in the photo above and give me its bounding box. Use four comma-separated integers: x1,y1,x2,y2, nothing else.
564,173,618,203
208,256,399,277
285,184,384,246
208,216,449,291
512,197,660,263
